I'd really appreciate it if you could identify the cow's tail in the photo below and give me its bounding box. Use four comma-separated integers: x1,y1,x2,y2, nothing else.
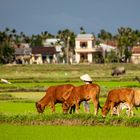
135,107,138,110
96,85,102,109
98,102,102,109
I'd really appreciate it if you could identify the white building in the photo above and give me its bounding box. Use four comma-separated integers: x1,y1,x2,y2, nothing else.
99,43,116,52
131,46,140,64
75,34,102,63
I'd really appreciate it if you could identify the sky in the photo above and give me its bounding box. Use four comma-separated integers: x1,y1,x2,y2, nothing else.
0,0,140,36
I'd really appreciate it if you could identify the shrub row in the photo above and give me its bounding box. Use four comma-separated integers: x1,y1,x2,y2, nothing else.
0,113,140,127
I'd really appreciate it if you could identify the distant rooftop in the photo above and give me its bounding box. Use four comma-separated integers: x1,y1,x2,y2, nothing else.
45,38,59,44
44,38,63,46
32,46,56,55
99,43,116,52
76,34,93,39
14,48,31,55
132,46,140,54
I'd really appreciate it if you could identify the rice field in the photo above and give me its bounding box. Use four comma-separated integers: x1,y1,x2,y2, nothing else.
0,125,140,140
1,64,140,139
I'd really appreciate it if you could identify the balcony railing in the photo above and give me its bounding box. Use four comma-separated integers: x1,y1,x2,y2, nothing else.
75,46,102,53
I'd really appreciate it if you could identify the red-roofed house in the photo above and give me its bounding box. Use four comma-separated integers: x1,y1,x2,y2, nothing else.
31,46,57,64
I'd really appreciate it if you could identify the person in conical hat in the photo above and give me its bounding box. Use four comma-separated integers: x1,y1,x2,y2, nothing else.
80,74,92,83
80,74,92,112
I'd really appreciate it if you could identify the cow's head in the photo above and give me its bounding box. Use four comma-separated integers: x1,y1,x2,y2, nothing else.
62,102,70,113
35,102,45,113
102,105,109,118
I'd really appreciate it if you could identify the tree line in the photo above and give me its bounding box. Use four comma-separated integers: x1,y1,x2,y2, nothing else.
0,26,140,64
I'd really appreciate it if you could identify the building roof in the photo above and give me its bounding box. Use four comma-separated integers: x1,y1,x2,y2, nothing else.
43,38,63,46
99,43,117,52
76,34,93,39
14,48,31,55
32,46,56,55
132,46,140,54
45,38,60,44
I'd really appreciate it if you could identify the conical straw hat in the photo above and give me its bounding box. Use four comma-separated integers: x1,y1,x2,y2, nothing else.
80,74,92,82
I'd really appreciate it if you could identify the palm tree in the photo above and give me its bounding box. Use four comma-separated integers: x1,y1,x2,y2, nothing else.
12,28,16,34
0,42,15,64
98,29,113,42
30,34,43,47
4,27,10,33
0,31,6,44
133,30,140,45
57,29,76,64
116,27,139,62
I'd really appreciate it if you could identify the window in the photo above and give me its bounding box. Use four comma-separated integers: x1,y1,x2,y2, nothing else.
80,42,87,48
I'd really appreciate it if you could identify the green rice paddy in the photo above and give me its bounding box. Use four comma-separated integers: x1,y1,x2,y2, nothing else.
1,64,140,139
0,125,140,140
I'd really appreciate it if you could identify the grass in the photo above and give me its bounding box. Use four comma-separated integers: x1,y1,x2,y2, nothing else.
0,81,140,98
1,99,140,127
0,124,140,140
0,92,45,101
1,113,140,127
0,63,140,81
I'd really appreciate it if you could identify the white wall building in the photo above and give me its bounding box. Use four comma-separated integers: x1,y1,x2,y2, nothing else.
75,34,102,63
131,46,140,64
99,43,116,52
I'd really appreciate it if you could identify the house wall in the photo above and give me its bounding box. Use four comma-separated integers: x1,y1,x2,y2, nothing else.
131,46,140,64
76,41,80,49
87,40,92,49
75,53,80,63
88,53,92,62
30,54,43,64
131,54,140,64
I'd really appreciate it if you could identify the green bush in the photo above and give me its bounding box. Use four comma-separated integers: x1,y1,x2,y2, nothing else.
0,113,140,127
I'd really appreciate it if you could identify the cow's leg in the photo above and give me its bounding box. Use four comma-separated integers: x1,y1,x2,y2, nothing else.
127,106,131,117
126,108,134,116
121,103,131,116
75,102,80,114
69,105,75,114
127,103,134,117
130,109,134,116
50,101,55,113
130,105,134,117
92,99,99,116
69,106,73,114
116,103,124,116
112,105,121,116
110,102,115,116
116,105,121,116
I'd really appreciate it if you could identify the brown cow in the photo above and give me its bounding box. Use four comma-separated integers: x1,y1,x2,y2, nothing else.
134,89,140,107
62,83,101,115
113,88,140,116
102,88,135,117
35,84,75,113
